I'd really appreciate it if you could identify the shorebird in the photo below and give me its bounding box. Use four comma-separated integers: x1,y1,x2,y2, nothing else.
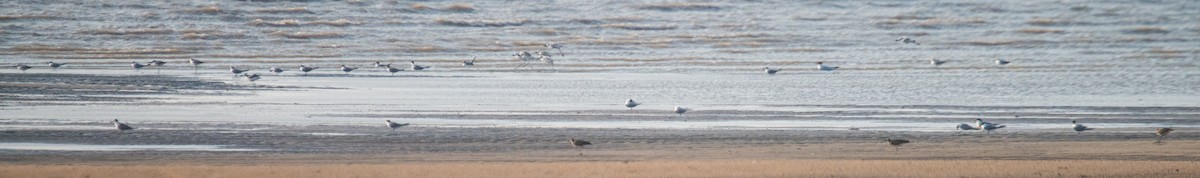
1072,120,1093,134
384,67,404,75
956,123,979,133
1155,128,1174,144
763,67,782,75
569,138,592,155
112,119,134,132
995,58,1011,65
624,99,640,110
339,65,358,75
47,62,65,70
512,51,541,69
188,58,204,72
410,61,430,71
895,37,919,45
976,119,1005,134
243,73,261,82
299,65,319,76
673,106,689,116
268,67,285,75
229,67,249,77
545,43,564,56
538,55,555,71
817,62,838,71
374,61,392,68
462,56,476,66
14,64,31,73
385,120,410,132
148,60,166,74
883,138,910,152
929,59,947,66
131,61,145,71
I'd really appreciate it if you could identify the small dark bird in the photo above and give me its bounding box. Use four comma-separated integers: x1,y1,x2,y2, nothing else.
229,67,249,77
374,61,392,68
569,138,592,155
131,62,145,71
1072,120,1093,134
385,67,404,75
148,60,166,67
339,65,358,75
112,119,134,132
268,67,285,75
895,37,919,45
243,73,261,82
14,64,31,73
385,120,410,132
673,106,688,116
462,56,476,66
763,67,782,75
1155,128,1174,144
188,58,204,72
883,138,910,152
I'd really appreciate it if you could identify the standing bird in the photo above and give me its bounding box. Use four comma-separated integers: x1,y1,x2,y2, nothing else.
512,51,543,69
817,62,839,71
243,73,261,82
569,138,592,155
299,65,319,76
112,119,134,132
462,56,476,66
538,55,555,71
384,67,404,75
929,58,947,66
1155,128,1174,144
339,65,358,75
763,67,782,75
956,123,979,133
895,37,919,45
995,58,1011,65
545,43,564,56
47,62,65,70
385,120,410,132
673,106,689,116
374,61,392,68
975,119,1006,134
188,58,205,72
148,60,167,74
268,67,285,75
131,61,146,71
1072,120,1093,134
229,67,249,77
624,99,640,110
883,138,910,152
410,61,429,71
14,64,31,73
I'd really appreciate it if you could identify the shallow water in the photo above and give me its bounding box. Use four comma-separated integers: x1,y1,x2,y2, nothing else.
0,143,260,151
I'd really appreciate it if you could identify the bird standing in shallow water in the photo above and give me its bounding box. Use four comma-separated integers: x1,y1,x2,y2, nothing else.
624,99,640,109
763,67,782,75
339,65,358,75
883,138,909,152
14,64,31,73
673,106,688,116
817,62,838,71
374,61,392,68
385,120,409,132
268,67,285,75
299,65,319,76
976,119,1006,134
148,60,166,74
1155,128,1174,144
1072,120,1093,134
569,138,592,155
47,62,65,70
410,61,430,71
112,119,134,132
188,59,204,73
384,67,404,75
229,67,249,77
995,58,1011,65
131,62,145,71
243,73,260,82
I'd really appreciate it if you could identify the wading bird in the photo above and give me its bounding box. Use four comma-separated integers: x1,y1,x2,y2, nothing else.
976,119,1006,134
1155,128,1174,144
883,138,910,152
462,56,476,66
674,106,688,116
384,67,404,75
995,58,1010,65
817,62,838,71
268,67,285,75
569,138,592,155
374,61,392,68
625,99,640,110
229,67,249,77
386,120,410,132
299,65,319,76
763,67,782,75
1072,120,1093,134
47,62,65,70
14,64,31,73
956,123,979,133
112,119,134,132
243,73,260,82
896,37,919,45
131,62,146,71
930,58,947,66
410,61,430,71
188,58,204,73
339,65,358,75
148,60,166,74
